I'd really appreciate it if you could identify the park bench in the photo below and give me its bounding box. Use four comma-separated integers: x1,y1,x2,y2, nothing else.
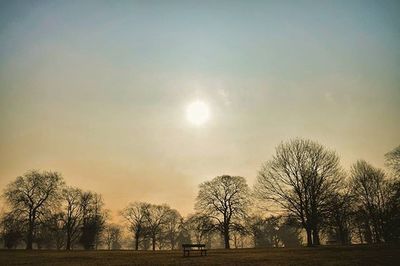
182,244,207,257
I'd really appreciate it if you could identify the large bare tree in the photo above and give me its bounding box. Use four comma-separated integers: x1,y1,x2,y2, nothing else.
195,175,250,249
255,139,343,246
3,170,64,249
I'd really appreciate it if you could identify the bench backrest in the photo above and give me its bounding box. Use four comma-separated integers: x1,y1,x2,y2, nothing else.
182,244,206,249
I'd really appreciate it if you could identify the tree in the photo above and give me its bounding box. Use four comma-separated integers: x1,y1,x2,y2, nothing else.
35,212,65,249
382,179,400,242
3,170,64,249
0,212,24,249
163,208,182,250
104,224,122,250
186,213,214,245
79,191,106,250
248,215,302,248
145,204,171,250
195,175,250,249
121,202,150,250
385,145,400,177
323,190,353,245
63,187,83,250
255,139,343,246
350,160,387,243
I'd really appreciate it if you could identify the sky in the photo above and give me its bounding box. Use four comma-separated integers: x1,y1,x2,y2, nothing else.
0,0,399,218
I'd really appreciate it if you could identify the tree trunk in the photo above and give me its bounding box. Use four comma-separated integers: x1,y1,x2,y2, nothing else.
312,228,320,246
26,215,34,250
152,236,156,251
66,230,71,250
223,228,230,249
306,228,313,247
135,235,139,250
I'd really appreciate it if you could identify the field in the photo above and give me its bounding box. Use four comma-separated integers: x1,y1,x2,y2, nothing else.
0,245,399,266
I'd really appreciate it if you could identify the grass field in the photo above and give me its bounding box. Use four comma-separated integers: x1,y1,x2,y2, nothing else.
0,245,398,266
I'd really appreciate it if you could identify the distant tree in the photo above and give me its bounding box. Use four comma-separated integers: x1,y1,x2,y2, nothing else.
186,213,214,245
104,224,122,250
350,160,387,243
385,145,400,177
195,175,250,249
35,212,65,249
2,170,64,249
323,190,353,245
255,139,344,246
277,216,302,247
121,202,150,250
382,179,400,242
163,208,182,250
145,204,171,250
248,215,302,248
79,192,107,250
0,212,24,249
63,187,83,250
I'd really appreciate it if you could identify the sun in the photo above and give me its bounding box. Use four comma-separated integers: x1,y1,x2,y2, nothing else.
186,100,210,126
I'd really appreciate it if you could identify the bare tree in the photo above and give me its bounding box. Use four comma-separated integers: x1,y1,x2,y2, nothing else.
385,145,400,177
79,191,107,250
121,202,150,250
145,204,171,250
0,212,24,249
255,139,343,246
62,187,83,250
195,175,250,249
350,160,387,243
104,224,122,250
323,190,353,245
164,208,182,250
185,213,214,245
2,170,64,249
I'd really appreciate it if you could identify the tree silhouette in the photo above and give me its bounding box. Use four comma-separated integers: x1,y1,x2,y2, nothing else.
255,139,343,246
3,170,64,249
195,175,250,249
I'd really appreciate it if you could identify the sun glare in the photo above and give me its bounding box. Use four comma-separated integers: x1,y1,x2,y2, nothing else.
186,100,210,126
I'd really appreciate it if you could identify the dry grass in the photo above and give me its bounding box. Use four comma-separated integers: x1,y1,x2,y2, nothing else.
0,245,398,266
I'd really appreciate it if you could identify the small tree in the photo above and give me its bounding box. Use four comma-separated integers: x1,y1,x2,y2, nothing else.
195,175,250,249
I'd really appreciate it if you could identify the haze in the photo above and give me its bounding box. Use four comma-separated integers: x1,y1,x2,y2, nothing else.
0,0,399,217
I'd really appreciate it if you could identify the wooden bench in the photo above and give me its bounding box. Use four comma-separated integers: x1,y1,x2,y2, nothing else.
182,244,207,256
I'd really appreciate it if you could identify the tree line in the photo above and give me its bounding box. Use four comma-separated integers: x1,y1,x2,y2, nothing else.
1,138,399,250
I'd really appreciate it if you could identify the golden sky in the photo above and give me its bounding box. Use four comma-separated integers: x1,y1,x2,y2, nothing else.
0,1,399,217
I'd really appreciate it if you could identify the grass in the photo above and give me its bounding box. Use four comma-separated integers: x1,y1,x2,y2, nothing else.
0,245,398,266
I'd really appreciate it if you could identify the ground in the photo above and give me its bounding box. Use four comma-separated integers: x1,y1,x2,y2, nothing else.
0,245,398,265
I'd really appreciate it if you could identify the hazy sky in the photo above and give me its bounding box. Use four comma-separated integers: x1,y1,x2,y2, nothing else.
1,0,399,218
